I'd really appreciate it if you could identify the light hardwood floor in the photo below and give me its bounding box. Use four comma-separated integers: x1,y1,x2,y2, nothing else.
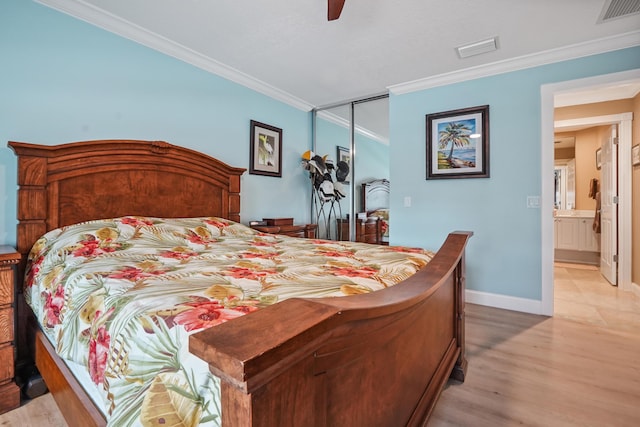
1,263,639,426
430,263,640,426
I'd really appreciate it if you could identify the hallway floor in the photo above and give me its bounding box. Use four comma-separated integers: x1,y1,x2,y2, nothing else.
554,262,640,333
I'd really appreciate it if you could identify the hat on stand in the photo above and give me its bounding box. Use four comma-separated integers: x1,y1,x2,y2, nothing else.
319,180,334,201
336,160,349,182
333,181,346,199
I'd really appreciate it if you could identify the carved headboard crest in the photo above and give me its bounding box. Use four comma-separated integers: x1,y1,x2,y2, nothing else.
150,141,171,154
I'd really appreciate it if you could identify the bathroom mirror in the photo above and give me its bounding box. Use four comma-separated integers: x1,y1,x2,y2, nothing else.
554,158,575,210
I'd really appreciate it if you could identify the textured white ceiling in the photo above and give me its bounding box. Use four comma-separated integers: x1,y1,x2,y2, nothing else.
38,0,640,109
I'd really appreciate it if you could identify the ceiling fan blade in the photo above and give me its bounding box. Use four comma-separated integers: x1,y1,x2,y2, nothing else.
328,0,346,21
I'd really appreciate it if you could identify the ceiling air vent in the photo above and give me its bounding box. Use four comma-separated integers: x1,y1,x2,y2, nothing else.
598,0,640,23
456,37,498,59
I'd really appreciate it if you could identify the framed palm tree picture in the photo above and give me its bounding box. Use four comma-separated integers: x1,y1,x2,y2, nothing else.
426,105,489,179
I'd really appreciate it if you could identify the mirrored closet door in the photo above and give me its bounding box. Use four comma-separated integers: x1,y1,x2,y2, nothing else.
312,95,389,243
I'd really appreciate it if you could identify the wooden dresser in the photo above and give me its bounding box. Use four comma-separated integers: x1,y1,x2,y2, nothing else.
337,217,383,244
0,246,21,414
250,218,316,238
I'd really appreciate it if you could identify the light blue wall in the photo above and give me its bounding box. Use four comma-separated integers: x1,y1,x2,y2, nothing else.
0,0,312,247
2,1,637,306
390,47,640,301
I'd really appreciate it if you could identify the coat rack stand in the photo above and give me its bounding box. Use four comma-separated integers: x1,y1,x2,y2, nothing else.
312,188,342,241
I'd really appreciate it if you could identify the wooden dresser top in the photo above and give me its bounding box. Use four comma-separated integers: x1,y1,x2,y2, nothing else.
0,246,20,265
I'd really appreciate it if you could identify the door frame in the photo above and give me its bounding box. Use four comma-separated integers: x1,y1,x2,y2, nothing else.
540,69,638,316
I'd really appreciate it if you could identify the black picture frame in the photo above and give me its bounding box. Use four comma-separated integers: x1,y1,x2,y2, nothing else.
249,120,282,177
426,105,490,179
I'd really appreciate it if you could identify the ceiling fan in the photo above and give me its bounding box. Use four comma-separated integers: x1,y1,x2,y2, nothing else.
328,0,346,20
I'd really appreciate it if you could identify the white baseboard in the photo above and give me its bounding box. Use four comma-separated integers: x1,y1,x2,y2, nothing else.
466,289,546,316
467,282,640,316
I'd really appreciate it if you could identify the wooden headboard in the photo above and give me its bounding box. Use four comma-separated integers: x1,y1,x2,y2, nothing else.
9,140,245,264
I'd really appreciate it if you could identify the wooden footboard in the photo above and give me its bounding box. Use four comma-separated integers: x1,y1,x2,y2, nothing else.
190,231,471,426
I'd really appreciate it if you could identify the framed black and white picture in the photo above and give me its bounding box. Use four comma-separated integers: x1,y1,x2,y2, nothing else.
250,120,282,177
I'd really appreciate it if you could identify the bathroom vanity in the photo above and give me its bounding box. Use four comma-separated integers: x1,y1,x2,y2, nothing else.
554,210,600,264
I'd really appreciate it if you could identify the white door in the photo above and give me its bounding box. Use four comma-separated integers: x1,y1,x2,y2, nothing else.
600,125,617,285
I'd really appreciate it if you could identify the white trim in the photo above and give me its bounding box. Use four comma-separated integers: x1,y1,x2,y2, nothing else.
35,0,315,112
465,290,543,315
617,115,634,291
540,83,556,316
541,69,639,315
554,113,633,129
389,31,640,95
555,83,640,107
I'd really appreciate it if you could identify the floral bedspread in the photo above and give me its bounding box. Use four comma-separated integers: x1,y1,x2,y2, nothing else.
25,216,433,427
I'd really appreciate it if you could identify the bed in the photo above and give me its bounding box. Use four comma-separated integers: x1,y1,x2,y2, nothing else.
9,139,471,427
361,178,390,243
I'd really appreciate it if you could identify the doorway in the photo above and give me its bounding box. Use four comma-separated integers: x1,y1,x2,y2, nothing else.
540,69,639,316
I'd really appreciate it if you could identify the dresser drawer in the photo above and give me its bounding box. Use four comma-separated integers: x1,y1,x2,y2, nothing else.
362,222,378,234
0,308,13,343
0,246,20,415
361,234,379,244
338,218,382,244
0,269,12,306
251,222,316,239
0,344,14,382
278,225,308,238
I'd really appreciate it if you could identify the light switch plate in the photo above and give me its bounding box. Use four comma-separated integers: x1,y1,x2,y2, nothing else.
527,196,540,208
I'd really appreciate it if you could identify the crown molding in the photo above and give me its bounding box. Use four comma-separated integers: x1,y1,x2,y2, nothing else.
35,1,640,107
36,0,315,112
388,30,640,95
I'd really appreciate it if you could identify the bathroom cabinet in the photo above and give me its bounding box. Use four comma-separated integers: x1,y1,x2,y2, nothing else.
554,214,599,253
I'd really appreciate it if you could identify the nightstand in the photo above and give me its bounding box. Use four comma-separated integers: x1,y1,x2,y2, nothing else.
0,246,20,414
337,217,383,244
251,218,316,239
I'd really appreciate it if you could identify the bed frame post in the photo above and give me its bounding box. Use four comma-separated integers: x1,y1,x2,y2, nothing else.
451,245,467,381
12,152,49,377
14,154,49,274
